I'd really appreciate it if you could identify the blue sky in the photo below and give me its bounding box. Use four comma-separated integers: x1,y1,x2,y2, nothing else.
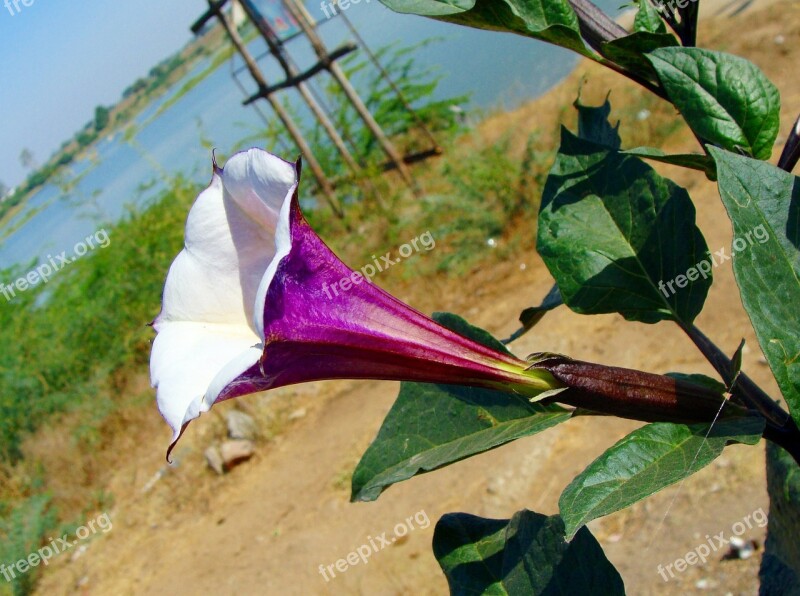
0,0,624,191
0,0,206,188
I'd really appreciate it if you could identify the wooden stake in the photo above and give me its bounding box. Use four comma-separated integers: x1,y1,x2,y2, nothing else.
209,0,343,217
237,0,364,181
282,0,418,192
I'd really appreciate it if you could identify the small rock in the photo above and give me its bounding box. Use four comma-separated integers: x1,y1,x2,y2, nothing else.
394,534,410,546
220,440,255,470
696,578,710,589
288,407,307,421
775,34,786,45
636,109,651,121
141,468,166,493
227,409,258,440
486,477,505,495
722,536,760,560
71,544,88,562
205,446,225,475
487,238,497,248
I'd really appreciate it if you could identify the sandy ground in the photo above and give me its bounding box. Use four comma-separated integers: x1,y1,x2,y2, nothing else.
30,0,800,594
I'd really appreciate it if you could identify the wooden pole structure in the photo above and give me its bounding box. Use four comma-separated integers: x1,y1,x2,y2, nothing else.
237,0,365,180
338,9,442,154
207,0,343,216
282,0,418,191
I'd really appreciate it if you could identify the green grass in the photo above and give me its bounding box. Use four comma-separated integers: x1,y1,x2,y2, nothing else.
0,176,198,463
0,495,57,596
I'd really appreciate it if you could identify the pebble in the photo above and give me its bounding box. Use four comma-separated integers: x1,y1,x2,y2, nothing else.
220,440,256,470
205,446,225,475
227,409,258,441
289,407,308,421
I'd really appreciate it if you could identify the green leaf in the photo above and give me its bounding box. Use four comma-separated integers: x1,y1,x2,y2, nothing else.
568,99,715,178
621,146,716,179
709,147,800,426
503,284,563,344
433,509,626,595
646,48,781,159
559,417,765,539
633,0,667,33
574,97,621,150
434,311,513,355
600,32,677,80
379,0,591,56
351,314,572,501
537,128,712,324
665,372,727,395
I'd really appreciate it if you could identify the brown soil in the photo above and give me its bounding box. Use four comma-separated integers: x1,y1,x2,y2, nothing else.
32,0,800,594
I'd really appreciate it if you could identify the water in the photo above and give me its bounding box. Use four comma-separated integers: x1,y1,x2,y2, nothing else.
0,0,622,269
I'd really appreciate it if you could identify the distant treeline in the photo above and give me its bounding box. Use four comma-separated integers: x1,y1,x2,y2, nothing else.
1,41,212,222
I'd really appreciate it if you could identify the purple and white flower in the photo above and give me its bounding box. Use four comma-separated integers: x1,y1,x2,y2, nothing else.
150,149,558,457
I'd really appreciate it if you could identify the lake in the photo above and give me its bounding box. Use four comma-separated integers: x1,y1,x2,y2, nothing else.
0,0,622,269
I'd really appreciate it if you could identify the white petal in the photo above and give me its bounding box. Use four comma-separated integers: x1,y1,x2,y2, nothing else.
254,173,295,338
221,148,297,229
151,322,261,444
151,149,297,446
158,149,295,331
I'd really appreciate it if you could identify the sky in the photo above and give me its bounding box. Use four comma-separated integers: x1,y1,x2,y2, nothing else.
0,0,207,188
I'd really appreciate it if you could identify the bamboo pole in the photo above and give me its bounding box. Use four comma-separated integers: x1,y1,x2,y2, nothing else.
282,0,417,191
238,0,364,179
209,0,343,216
338,9,441,153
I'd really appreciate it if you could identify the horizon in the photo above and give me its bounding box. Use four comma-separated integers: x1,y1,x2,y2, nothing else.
0,0,204,189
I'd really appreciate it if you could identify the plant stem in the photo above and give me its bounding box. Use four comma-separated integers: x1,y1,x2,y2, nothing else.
778,113,800,173
763,423,800,466
568,0,628,47
678,323,800,464
679,322,790,426
567,0,670,101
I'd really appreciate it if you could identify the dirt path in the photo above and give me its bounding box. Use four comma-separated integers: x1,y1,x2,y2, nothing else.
31,219,774,594
33,1,800,593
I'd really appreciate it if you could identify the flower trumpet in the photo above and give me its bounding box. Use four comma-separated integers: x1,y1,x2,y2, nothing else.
150,149,558,457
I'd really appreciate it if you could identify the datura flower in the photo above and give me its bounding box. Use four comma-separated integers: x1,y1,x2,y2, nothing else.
150,149,560,457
